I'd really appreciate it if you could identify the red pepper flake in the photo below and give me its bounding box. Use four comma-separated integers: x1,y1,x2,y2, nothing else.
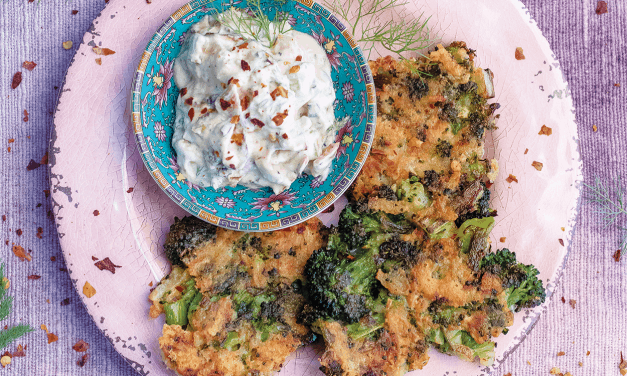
241,96,250,111
50,256,56,262
184,97,194,106
321,204,335,213
188,107,195,121
26,159,41,171
94,257,121,274
561,296,565,303
557,351,565,356
59,267,67,272
281,133,288,139
12,345,25,358
92,47,116,56
558,239,564,246
236,42,248,50
225,156,233,161
8,139,14,144
272,112,288,126
93,210,100,216
126,187,134,193
36,227,43,239
15,229,22,236
43,190,50,198
91,256,99,261
200,108,208,115
1,215,5,221
253,90,259,97
245,113,250,119
229,164,236,169
219,98,231,111
179,88,187,97
77,354,90,367
296,226,306,234
596,1,608,14
71,10,79,15
532,161,543,171
569,299,576,309
40,152,48,165
295,55,302,61
72,340,90,352
60,298,70,306
506,174,518,183
27,275,41,280
146,0,152,3
524,148,529,154
241,60,251,71
270,86,288,100
227,77,240,87
250,118,265,128
515,47,525,60
613,249,622,262
289,65,300,74
47,332,58,344
11,72,22,90
12,245,31,262
593,125,598,132
538,125,552,136
22,61,37,71
22,109,29,122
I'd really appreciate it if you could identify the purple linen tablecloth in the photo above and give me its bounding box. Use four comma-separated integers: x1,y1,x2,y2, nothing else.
0,0,625,375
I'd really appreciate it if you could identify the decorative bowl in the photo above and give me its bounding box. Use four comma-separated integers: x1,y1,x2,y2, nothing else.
130,0,375,231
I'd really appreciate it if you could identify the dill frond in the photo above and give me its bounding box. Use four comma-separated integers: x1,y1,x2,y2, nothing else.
584,176,627,257
0,263,34,350
322,0,434,60
213,0,291,48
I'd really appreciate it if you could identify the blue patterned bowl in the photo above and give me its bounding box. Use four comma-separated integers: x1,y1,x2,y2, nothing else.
130,0,375,231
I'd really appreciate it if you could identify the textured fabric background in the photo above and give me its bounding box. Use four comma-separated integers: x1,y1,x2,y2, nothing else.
0,0,625,375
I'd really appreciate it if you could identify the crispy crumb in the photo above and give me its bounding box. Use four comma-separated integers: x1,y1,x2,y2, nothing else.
550,367,561,374
506,174,518,183
569,299,576,309
565,373,572,376
95,58,102,65
578,362,583,367
557,351,565,356
82,282,96,298
561,227,565,231
561,296,566,303
527,360,531,365
615,83,621,87
587,351,590,356
46,332,58,344
539,125,552,135
0,355,10,367
593,125,598,132
12,245,31,262
532,161,543,171
596,1,608,14
500,237,506,242
62,41,73,50
613,249,621,262
2,278,9,290
515,47,525,60
559,239,564,246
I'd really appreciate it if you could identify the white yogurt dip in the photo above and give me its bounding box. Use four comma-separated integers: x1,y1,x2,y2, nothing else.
172,14,340,194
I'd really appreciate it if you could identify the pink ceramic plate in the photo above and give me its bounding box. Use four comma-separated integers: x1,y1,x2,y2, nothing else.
50,0,581,375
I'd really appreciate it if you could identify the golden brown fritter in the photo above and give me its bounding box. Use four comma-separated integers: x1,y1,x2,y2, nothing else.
149,216,326,376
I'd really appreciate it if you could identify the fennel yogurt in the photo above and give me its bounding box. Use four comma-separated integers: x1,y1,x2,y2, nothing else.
172,15,340,194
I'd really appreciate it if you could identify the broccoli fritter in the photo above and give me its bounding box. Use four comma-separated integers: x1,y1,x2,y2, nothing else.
150,217,325,376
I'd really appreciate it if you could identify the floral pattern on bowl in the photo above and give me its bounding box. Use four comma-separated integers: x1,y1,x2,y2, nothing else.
130,0,376,231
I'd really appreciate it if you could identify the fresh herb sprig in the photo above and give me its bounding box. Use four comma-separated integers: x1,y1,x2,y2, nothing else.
214,0,291,48
0,263,33,349
322,0,434,60
584,176,627,257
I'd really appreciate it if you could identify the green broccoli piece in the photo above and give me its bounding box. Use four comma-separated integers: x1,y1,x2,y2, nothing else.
428,328,495,366
302,246,379,324
163,278,201,326
454,182,495,227
164,216,217,267
337,205,412,251
396,176,432,209
480,249,546,312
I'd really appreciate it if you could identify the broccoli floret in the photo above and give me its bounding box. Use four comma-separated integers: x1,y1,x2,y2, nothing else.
164,216,217,266
480,249,547,312
302,246,379,324
407,76,429,99
379,236,421,266
427,298,466,327
397,176,431,209
336,205,413,251
422,170,440,189
456,217,495,271
428,328,495,366
163,278,201,327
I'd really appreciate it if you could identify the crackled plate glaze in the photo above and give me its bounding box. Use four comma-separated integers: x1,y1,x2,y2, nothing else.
51,0,581,375
131,0,375,231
